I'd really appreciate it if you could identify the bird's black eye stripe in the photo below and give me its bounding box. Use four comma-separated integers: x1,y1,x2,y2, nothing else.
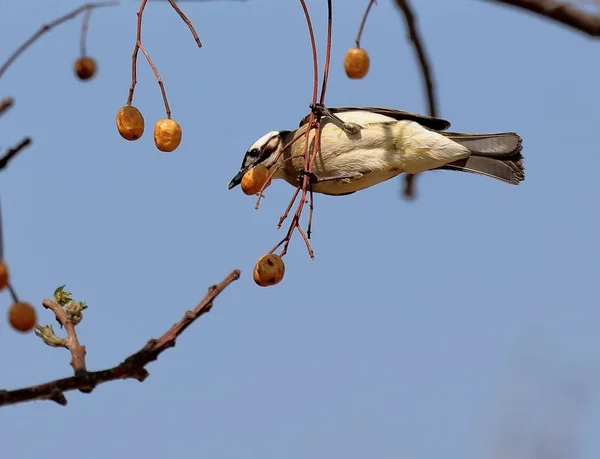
248,148,260,158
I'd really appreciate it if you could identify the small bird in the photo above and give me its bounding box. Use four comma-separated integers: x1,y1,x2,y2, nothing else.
228,106,524,196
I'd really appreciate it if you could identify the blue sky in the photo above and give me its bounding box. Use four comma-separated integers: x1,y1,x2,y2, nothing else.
1,1,599,458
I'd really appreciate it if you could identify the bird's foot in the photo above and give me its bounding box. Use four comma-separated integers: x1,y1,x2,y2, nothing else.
309,103,361,135
298,169,363,184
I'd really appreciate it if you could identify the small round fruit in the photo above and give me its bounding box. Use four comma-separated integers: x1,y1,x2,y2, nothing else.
0,260,8,290
116,105,145,141
154,118,182,152
253,253,285,287
74,57,96,81
241,164,272,195
8,302,37,333
344,47,370,79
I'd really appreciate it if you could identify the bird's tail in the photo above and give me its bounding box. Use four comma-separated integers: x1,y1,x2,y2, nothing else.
437,132,525,185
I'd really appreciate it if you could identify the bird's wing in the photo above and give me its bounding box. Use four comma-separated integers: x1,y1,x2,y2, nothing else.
298,107,451,131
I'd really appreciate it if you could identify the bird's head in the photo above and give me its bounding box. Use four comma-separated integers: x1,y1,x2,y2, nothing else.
228,130,290,190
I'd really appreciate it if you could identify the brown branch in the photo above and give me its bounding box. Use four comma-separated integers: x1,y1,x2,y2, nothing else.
0,2,119,80
267,0,336,260
393,0,438,199
0,97,14,117
127,0,148,106
128,0,199,118
0,138,32,171
486,0,600,36
355,0,377,48
0,270,240,408
138,41,172,118
41,299,87,376
167,0,203,47
80,8,93,57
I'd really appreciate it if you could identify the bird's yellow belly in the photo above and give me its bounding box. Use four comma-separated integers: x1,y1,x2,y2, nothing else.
310,169,402,195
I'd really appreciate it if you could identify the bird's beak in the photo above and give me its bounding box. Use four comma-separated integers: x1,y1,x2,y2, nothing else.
227,169,247,190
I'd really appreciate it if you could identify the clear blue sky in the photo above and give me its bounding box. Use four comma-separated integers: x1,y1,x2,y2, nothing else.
1,1,599,457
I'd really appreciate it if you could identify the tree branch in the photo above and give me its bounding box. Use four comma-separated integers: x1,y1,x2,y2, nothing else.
0,2,119,80
486,0,600,36
0,138,32,171
0,269,240,408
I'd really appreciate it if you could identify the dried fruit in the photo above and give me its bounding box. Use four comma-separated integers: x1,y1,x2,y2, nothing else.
253,253,285,287
154,118,182,152
344,47,370,79
116,105,145,141
8,302,37,333
0,261,8,290
74,57,96,81
241,164,272,195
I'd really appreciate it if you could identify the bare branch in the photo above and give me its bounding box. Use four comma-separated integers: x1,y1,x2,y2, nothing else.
355,0,377,48
0,97,14,117
41,299,87,377
0,2,119,80
0,138,32,171
486,0,600,36
0,270,240,408
167,0,202,47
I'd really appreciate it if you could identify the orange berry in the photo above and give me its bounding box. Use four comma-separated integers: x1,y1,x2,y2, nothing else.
344,48,370,79
154,118,182,152
74,57,96,81
0,260,8,290
116,105,145,141
8,302,37,333
241,164,272,195
253,253,285,287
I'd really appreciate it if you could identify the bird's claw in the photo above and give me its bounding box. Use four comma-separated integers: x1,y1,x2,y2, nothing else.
309,103,361,135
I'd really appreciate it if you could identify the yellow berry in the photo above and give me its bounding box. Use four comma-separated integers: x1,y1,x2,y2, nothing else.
74,57,96,81
8,302,37,333
253,253,285,287
344,48,370,79
241,164,272,195
116,105,145,141
154,118,182,152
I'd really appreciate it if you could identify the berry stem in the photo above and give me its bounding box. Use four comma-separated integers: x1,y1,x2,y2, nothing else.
167,0,202,48
355,0,377,49
80,8,93,58
7,283,19,304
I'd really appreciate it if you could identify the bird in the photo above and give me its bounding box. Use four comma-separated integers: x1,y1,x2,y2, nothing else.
227,106,524,196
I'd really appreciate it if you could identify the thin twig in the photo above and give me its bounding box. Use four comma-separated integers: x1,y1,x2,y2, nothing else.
0,195,3,260
167,0,203,47
393,0,437,118
277,187,301,228
270,0,335,259
393,0,438,199
127,0,148,106
7,283,19,304
355,0,377,48
138,42,172,118
0,97,14,117
80,8,93,57
299,0,319,107
127,0,172,117
0,270,240,408
0,2,119,80
318,0,334,105
486,0,600,36
0,138,32,171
